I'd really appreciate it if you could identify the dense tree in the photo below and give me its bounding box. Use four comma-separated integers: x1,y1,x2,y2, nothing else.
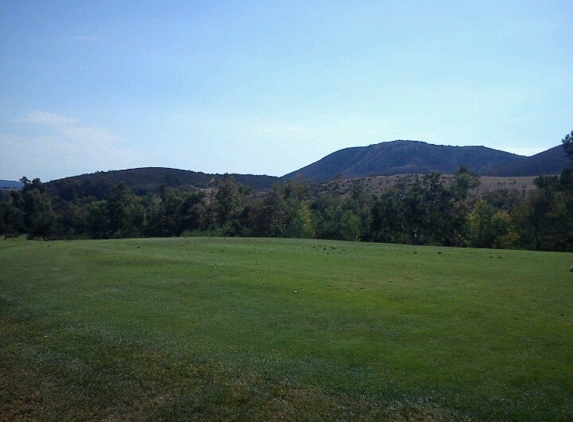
468,200,498,248
51,199,87,238
106,183,133,237
215,174,244,235
87,200,109,238
508,171,573,251
21,177,46,194
0,190,25,236
398,173,460,245
261,183,288,237
22,188,56,239
311,189,344,240
176,191,208,234
451,165,480,200
261,179,315,238
339,210,361,241
344,180,374,240
283,201,315,238
3,152,573,252
371,189,408,244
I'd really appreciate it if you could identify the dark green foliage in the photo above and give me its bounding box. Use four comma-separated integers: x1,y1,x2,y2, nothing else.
176,190,208,234
18,179,56,239
370,171,473,246
46,167,278,195
215,174,244,234
0,191,25,237
467,200,512,248
3,162,573,251
511,168,573,251
87,200,110,239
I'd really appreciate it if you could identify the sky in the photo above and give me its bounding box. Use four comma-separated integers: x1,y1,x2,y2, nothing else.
1,1,572,182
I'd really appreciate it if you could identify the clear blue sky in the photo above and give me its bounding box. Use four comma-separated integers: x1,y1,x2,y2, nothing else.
1,1,571,181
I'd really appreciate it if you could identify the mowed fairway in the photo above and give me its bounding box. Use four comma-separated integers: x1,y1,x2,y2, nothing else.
1,237,572,421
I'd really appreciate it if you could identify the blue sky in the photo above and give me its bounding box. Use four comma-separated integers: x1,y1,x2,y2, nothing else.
1,1,572,181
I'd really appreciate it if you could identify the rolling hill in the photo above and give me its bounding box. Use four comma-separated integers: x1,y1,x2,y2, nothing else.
485,145,568,177
46,167,279,196
0,180,24,190
13,141,568,193
283,140,566,182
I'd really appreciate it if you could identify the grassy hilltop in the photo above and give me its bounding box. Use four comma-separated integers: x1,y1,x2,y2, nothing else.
1,237,572,421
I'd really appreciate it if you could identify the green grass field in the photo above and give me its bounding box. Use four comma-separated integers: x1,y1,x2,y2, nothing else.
1,237,572,421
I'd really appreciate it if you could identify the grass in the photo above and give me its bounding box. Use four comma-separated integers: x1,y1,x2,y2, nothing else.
1,236,572,421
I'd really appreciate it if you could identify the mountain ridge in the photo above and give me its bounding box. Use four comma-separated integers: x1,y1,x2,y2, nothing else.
283,140,565,182
0,180,24,190
6,140,567,190
485,145,568,177
45,167,279,197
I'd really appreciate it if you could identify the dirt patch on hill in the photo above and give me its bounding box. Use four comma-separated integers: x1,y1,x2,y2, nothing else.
477,176,537,196
330,175,538,198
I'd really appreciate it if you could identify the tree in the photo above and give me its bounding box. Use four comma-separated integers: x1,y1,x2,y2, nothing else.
452,165,480,200
311,189,344,240
0,191,25,237
339,210,361,241
344,179,374,240
400,174,452,245
467,200,497,248
513,172,573,251
22,188,56,239
370,189,407,243
215,174,244,235
87,200,109,238
176,191,207,234
284,202,315,238
105,183,143,238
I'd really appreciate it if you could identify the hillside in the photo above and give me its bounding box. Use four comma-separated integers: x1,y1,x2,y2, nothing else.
17,141,568,194
328,174,539,199
47,167,279,196
485,145,568,177
283,140,564,182
0,180,23,190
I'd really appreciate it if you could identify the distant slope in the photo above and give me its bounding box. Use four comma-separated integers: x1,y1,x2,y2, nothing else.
283,140,525,182
485,145,568,176
0,180,23,189
48,167,278,195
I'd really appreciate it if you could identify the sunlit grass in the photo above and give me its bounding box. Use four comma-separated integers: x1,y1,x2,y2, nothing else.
1,237,572,421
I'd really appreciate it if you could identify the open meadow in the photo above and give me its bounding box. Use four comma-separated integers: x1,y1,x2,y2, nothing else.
1,237,572,421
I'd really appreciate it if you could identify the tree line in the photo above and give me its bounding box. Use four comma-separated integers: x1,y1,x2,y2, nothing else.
2,133,573,251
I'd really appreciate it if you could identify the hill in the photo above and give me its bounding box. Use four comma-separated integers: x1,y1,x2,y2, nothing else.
283,140,564,182
485,145,568,177
26,141,569,194
47,167,278,196
329,174,539,198
0,180,23,190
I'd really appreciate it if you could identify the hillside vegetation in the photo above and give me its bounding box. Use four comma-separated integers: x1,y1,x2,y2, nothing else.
2,139,572,251
1,237,572,421
329,174,538,198
49,167,278,194
2,165,573,251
